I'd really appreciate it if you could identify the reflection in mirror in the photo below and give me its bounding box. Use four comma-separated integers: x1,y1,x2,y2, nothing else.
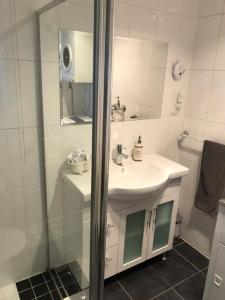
59,30,93,125
112,37,168,121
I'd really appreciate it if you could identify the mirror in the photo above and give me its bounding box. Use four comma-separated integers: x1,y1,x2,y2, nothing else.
59,32,168,125
59,30,93,125
111,37,168,121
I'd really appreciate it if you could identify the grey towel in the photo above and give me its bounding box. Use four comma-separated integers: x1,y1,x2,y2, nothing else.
195,140,225,216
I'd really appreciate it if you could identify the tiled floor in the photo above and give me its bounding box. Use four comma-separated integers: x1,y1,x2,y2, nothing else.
104,238,209,300
16,264,80,300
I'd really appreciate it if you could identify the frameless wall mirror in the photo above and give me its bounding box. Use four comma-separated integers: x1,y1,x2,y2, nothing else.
59,30,94,125
111,37,168,121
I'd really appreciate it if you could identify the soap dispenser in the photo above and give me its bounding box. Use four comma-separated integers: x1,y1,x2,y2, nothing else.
132,136,143,161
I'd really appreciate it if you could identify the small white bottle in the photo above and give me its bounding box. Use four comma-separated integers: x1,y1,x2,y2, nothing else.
132,136,143,161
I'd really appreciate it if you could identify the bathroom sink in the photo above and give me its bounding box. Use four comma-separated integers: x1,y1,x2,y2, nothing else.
108,160,169,201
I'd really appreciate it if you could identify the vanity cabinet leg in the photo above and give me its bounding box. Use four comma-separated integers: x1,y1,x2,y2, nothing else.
162,252,168,261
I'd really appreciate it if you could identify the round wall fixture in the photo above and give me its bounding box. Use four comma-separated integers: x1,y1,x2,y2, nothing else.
62,43,73,72
172,60,185,81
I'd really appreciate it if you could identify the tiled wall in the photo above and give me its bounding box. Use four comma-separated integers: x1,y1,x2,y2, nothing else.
0,0,199,287
180,0,225,257
0,0,53,287
111,0,198,160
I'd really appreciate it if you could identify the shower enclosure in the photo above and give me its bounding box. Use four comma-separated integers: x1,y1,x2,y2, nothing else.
37,0,113,299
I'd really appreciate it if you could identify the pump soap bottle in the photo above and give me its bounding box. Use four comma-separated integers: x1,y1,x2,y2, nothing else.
132,136,143,161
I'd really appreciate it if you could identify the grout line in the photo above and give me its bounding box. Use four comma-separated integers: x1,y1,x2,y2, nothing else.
172,271,201,289
117,280,134,300
173,247,204,272
28,278,37,300
149,287,175,300
43,273,54,300
172,287,185,300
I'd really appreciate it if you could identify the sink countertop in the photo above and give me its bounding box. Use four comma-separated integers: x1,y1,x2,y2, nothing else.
61,154,189,203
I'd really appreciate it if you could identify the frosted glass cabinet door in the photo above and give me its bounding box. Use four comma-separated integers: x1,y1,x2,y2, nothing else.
123,210,146,264
117,203,151,273
147,196,179,259
153,201,173,251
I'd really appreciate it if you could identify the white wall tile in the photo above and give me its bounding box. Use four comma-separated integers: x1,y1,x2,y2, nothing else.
207,71,225,123
198,0,224,17
39,5,59,62
156,12,181,67
114,2,130,37
4,238,30,282
42,63,60,126
204,121,225,144
59,1,94,32
14,0,38,60
28,233,48,275
44,126,62,181
0,188,28,244
178,17,197,67
0,0,17,59
0,60,21,130
215,15,225,70
19,62,41,127
23,127,43,185
0,130,25,191
185,70,213,119
26,184,46,236
191,16,222,70
129,6,157,40
46,179,63,221
182,0,199,17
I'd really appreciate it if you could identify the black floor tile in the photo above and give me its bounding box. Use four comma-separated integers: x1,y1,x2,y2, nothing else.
151,250,198,286
19,289,35,300
173,237,185,247
30,274,45,286
175,243,209,270
104,278,130,300
51,291,61,300
16,279,31,292
175,272,206,300
33,283,49,297
47,280,55,292
37,293,53,300
64,283,80,295
154,289,182,300
118,264,169,300
59,287,67,298
60,273,75,286
54,278,62,288
203,268,208,276
43,272,51,282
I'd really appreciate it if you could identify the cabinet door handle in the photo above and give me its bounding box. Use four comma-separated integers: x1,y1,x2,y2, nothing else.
147,211,152,228
105,256,112,263
214,274,223,287
152,208,157,231
106,224,114,231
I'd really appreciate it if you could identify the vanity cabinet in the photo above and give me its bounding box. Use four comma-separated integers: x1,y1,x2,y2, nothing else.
116,194,179,273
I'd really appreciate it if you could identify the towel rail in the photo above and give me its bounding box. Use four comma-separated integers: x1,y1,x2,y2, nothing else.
179,130,203,143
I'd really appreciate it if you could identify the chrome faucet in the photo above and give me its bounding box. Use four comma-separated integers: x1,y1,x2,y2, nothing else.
114,144,128,166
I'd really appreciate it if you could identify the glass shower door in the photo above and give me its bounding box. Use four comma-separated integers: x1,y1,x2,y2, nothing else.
38,1,114,299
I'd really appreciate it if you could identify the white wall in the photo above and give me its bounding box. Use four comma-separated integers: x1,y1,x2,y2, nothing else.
0,0,199,287
180,0,225,257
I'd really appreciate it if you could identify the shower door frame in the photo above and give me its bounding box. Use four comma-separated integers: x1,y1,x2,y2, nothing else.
37,0,114,299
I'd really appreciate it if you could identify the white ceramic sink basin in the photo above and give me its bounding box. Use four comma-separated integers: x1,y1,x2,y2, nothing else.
108,159,169,201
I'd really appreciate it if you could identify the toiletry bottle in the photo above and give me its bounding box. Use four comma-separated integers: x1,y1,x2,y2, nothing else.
132,136,143,161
